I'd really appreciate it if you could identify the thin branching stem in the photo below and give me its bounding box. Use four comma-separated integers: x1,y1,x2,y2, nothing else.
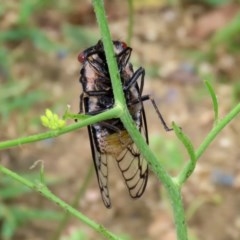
120,110,188,240
177,103,240,186
0,106,121,150
0,164,120,240
92,0,188,239
92,0,126,108
0,106,122,239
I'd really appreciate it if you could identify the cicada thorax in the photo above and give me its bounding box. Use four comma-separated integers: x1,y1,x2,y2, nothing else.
80,40,141,137
80,59,111,91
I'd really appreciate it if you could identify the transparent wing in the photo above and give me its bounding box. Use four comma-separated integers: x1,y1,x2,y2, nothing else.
115,103,149,198
116,143,148,198
87,126,111,208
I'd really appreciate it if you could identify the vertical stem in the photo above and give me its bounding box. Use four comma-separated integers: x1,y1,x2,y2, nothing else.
169,186,188,240
92,0,126,108
121,113,188,240
92,0,189,239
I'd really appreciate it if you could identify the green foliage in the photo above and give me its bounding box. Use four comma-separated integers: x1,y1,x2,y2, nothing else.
202,0,232,6
0,0,58,52
0,173,61,239
0,1,57,126
0,80,46,122
63,24,98,50
0,48,10,79
61,229,87,240
0,27,60,53
232,80,240,103
0,174,31,200
1,206,61,240
151,135,185,172
211,13,240,53
19,0,45,25
204,79,219,124
167,0,232,6
184,12,240,69
0,1,96,126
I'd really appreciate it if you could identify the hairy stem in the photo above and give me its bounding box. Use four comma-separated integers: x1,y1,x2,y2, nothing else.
92,0,188,239
0,164,120,240
177,103,240,186
0,107,121,150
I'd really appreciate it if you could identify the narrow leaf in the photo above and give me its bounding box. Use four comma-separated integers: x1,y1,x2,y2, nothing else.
204,79,219,124
172,122,196,180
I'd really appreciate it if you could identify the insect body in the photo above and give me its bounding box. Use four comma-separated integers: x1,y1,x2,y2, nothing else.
78,40,170,208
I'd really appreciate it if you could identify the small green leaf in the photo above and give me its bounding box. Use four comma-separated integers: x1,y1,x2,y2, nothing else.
1,216,17,239
204,79,219,124
173,122,196,170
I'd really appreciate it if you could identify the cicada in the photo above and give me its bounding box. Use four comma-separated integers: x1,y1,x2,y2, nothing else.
78,40,170,208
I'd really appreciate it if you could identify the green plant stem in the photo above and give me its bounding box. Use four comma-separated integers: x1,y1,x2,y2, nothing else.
0,164,120,240
177,102,240,185
92,0,126,108
204,80,219,124
120,111,188,240
173,123,196,185
51,165,94,240
0,106,121,150
92,0,188,239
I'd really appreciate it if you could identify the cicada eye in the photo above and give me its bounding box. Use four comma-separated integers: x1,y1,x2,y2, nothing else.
78,52,86,63
120,41,128,49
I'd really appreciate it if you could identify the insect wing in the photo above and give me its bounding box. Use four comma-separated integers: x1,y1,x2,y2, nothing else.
78,40,153,207
87,125,111,208
116,105,149,199
116,142,148,198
